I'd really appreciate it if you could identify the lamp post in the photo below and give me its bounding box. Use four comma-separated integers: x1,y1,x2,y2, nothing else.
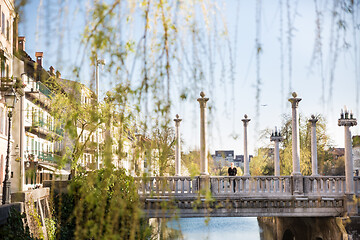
95,59,105,169
2,89,17,204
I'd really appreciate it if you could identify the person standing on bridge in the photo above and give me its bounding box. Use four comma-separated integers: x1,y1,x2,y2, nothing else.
228,162,237,192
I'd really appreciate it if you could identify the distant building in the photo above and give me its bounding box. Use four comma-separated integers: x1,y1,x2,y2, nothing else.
353,136,360,173
212,150,252,168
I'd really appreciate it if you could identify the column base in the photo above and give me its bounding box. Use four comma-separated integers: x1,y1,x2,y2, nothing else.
198,175,210,195
243,173,250,177
345,194,358,216
291,174,304,195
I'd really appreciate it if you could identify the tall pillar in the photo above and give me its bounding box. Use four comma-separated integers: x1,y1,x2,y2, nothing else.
270,127,283,176
309,115,319,176
174,114,182,176
242,114,251,176
288,92,302,176
197,92,209,175
338,108,357,194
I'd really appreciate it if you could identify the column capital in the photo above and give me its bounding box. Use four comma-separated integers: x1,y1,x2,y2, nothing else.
270,127,283,142
174,114,182,126
241,114,251,126
338,108,357,127
197,91,209,108
288,92,302,108
308,114,318,126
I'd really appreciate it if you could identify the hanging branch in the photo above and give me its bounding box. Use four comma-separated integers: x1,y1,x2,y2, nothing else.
255,0,262,133
279,0,285,112
286,0,293,94
328,0,340,108
351,1,360,117
159,0,171,103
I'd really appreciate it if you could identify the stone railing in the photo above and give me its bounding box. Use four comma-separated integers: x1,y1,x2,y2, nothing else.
210,176,291,195
136,176,360,198
134,176,198,196
304,176,346,196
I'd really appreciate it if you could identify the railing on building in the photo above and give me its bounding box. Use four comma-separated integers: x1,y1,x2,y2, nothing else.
25,150,60,163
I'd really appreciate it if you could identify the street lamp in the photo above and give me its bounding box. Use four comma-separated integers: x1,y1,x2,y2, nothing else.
2,88,17,204
95,59,105,169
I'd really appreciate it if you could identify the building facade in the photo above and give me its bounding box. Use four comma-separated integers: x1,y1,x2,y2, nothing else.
0,0,15,190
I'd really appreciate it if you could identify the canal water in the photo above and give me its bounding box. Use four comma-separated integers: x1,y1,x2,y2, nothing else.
167,217,262,240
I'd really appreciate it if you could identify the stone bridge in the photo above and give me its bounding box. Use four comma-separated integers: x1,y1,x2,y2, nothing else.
135,176,360,218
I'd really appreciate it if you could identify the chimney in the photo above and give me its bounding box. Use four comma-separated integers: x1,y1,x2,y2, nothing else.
18,36,25,51
49,66,55,76
35,52,43,67
56,70,61,79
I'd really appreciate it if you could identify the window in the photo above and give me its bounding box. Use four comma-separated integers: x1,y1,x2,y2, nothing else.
4,109,7,136
0,55,6,78
31,139,34,153
0,107,3,134
1,13,4,34
6,20,9,41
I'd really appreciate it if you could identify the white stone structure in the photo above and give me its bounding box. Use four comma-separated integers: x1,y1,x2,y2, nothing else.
242,114,251,176
174,114,182,176
288,92,302,176
338,108,357,195
309,115,319,176
270,127,283,176
197,92,209,175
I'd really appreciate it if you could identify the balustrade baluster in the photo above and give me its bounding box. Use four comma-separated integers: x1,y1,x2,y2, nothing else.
181,179,185,194
187,178,191,194
150,179,154,195
329,178,334,194
142,179,146,195
156,178,160,195
317,178,321,194
174,179,178,194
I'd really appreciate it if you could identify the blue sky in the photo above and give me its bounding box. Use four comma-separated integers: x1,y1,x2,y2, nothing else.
19,0,360,156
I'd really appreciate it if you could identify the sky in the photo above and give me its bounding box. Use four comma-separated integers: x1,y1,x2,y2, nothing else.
19,0,360,156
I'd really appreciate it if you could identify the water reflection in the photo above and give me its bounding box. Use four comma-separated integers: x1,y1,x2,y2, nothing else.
167,217,262,240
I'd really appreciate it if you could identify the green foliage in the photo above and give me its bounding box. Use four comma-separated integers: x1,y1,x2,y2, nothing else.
182,151,200,176
45,218,56,240
53,168,152,240
0,207,38,240
250,148,274,176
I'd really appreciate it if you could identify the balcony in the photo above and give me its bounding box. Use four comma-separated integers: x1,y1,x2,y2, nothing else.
25,81,54,109
25,120,64,140
25,150,61,163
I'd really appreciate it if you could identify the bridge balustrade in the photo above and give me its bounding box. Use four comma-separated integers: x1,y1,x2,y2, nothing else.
210,176,291,196
303,176,346,196
134,176,197,196
135,176,359,198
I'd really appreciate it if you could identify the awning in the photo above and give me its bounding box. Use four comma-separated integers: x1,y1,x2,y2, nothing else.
38,163,70,175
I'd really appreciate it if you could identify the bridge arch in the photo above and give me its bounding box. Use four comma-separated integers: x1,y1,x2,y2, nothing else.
282,229,294,240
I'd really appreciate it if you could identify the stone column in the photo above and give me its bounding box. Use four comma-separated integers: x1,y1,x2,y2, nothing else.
270,127,283,176
197,92,209,175
242,114,251,176
338,108,357,195
309,115,319,176
174,114,182,176
288,92,302,176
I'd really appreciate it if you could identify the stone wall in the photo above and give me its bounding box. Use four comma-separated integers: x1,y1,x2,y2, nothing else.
258,217,349,240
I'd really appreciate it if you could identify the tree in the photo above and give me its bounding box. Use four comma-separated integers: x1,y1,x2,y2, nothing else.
250,114,334,176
